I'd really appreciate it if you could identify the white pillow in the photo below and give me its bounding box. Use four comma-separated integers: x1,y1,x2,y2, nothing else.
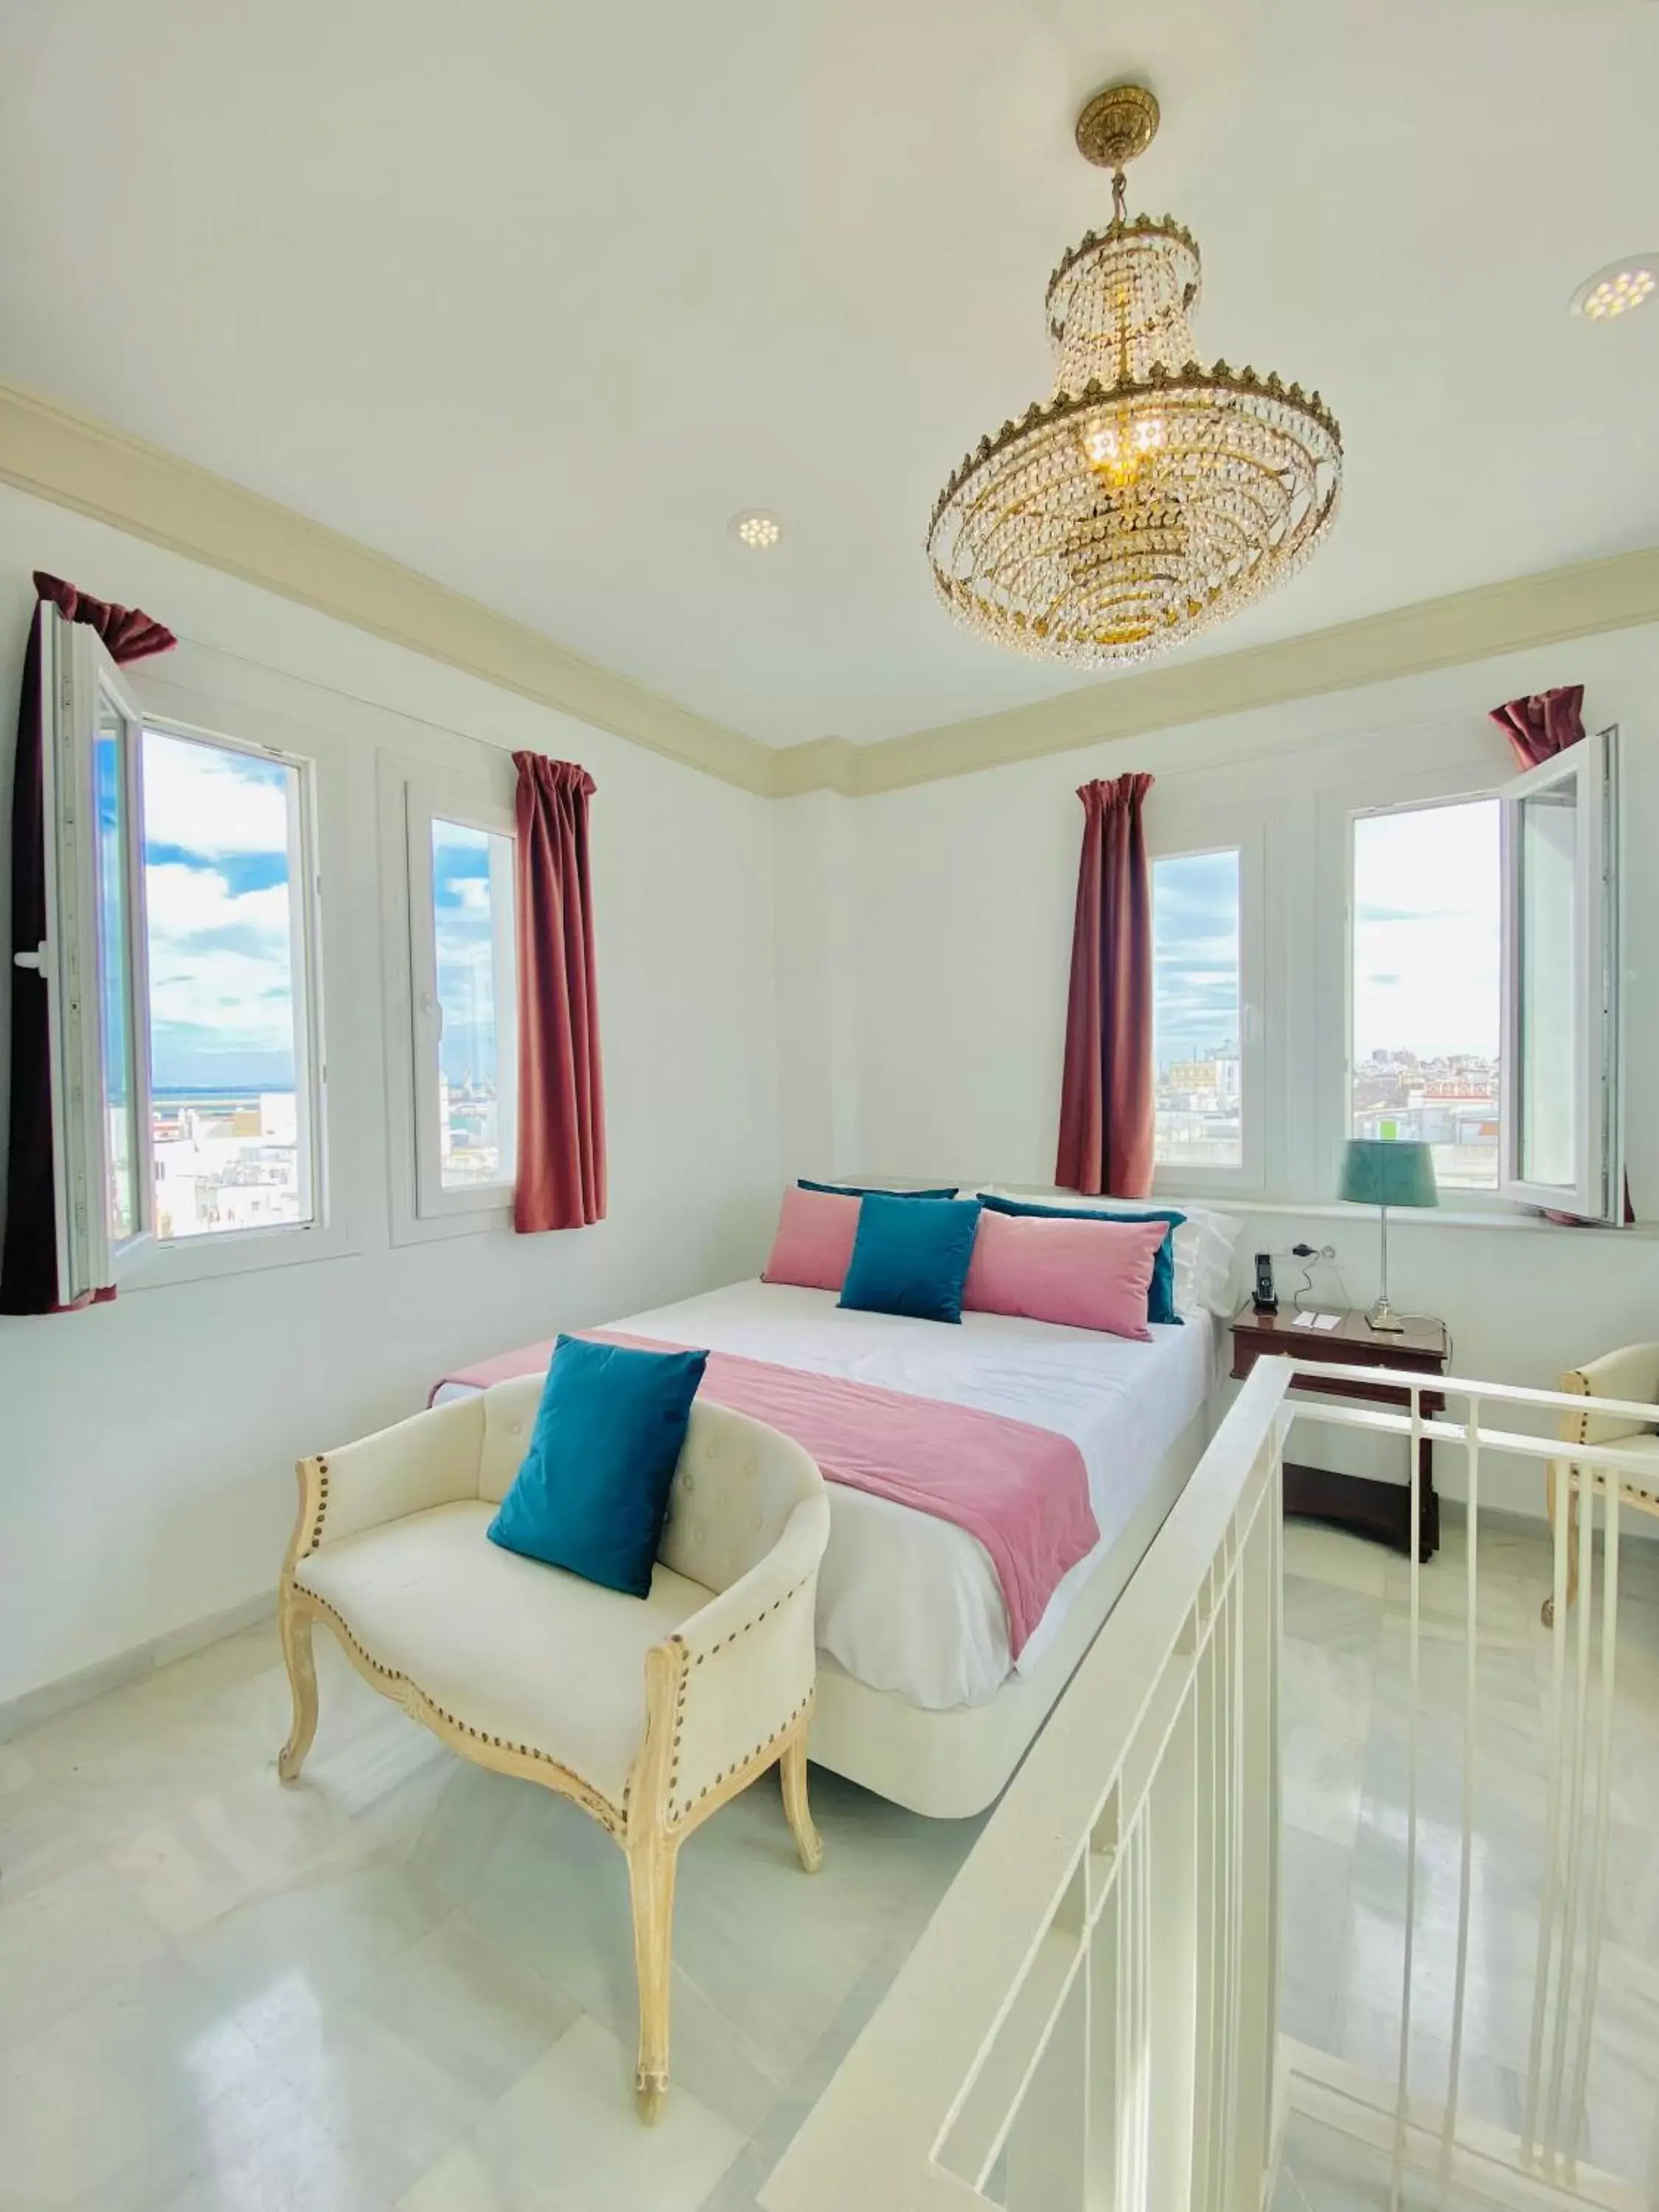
1183,1208,1244,1317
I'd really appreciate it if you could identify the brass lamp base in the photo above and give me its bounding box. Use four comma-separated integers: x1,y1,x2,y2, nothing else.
1365,1297,1407,1335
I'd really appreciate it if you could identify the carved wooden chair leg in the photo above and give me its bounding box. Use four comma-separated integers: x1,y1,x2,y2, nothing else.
627,1832,678,2121
277,1594,319,1781
780,1727,823,1874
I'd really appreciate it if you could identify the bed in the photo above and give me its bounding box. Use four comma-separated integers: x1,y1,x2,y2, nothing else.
434,1279,1217,1817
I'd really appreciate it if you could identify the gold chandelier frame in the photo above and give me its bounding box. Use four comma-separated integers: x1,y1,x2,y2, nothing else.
926,81,1343,668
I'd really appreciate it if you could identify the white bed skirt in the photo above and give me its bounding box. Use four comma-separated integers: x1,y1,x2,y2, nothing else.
804,1402,1212,1819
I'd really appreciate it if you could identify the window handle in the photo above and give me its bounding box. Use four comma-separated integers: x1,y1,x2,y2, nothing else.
13,942,46,973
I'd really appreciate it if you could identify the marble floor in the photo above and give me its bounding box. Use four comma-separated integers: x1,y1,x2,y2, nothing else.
1,1511,1655,2210
1274,1509,1659,2210
0,1621,983,2211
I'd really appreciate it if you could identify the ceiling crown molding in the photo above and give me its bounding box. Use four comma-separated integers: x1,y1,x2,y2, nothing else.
3,379,1655,804
0,379,775,796
796,546,1659,796
769,735,860,799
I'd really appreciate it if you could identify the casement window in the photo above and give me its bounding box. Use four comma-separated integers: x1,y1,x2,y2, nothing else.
1500,728,1622,1219
1350,795,1503,1192
403,782,518,1220
1150,838,1263,1191
1347,731,1621,1220
38,620,153,1297
36,615,325,1299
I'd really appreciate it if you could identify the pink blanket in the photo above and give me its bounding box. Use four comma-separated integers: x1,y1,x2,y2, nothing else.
437,1332,1099,1658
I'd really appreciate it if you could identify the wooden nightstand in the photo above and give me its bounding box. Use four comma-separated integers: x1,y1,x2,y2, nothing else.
1228,1304,1450,1561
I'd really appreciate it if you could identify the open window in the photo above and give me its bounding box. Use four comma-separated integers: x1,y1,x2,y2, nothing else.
404,782,519,1220
1499,727,1622,1220
32,607,330,1301
140,722,321,1244
1345,731,1622,1223
38,612,154,1300
1349,794,1503,1194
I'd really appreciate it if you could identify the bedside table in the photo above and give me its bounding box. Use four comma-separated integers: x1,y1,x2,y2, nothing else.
1229,1304,1449,1561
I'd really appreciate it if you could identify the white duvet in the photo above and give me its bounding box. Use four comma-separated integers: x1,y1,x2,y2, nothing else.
537,1281,1217,1711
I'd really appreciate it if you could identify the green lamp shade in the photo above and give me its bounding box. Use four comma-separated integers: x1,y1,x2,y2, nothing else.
1339,1138,1439,1209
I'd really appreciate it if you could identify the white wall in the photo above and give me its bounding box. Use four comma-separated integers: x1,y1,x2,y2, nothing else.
7,472,1658,1707
0,486,780,1707
773,790,860,1180
810,628,1659,1517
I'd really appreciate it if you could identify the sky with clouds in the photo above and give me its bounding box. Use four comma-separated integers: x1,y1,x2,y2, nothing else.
1352,799,1500,1062
1152,804,1500,1079
431,820,509,1086
139,738,513,1094
1152,848,1240,1071
142,731,299,1092
133,742,1496,1104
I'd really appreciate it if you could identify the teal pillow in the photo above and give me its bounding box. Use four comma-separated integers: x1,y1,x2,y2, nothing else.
839,1193,983,1324
981,1196,1186,1326
799,1178,959,1200
488,1335,707,1598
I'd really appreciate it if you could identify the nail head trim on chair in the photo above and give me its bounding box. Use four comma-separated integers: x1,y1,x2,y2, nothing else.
274,1402,830,2123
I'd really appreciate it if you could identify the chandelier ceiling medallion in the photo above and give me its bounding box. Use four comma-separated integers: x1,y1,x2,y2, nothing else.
926,83,1343,668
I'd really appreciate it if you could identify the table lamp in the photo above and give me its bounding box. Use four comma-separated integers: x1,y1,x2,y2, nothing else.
1338,1138,1438,1333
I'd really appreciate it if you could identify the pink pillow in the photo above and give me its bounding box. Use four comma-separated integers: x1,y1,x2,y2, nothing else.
762,1186,860,1293
961,1209,1166,1339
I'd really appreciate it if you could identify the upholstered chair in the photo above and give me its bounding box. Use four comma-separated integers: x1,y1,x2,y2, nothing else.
276,1378,831,2117
1543,1343,1659,1626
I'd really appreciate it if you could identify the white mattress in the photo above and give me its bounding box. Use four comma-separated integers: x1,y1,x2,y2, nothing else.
439,1281,1215,1712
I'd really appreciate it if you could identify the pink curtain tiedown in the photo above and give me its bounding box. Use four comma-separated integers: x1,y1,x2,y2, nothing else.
1489,684,1584,769
1054,771,1155,1199
1,574,175,1318
512,751,606,1231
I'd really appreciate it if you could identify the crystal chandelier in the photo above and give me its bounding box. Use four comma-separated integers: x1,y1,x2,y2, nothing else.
926,84,1342,668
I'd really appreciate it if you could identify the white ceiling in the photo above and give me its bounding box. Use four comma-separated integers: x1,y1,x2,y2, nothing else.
1,0,1656,748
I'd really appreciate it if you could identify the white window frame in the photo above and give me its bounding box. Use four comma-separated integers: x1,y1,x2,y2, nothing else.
37,611,155,1299
1498,726,1623,1222
122,675,356,1287
1338,782,1510,1213
32,636,351,1295
1147,826,1266,1198
138,716,326,1248
408,782,518,1220
379,751,520,1242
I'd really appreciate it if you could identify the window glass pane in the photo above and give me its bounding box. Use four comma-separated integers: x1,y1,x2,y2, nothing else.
431,817,517,1188
1152,849,1242,1169
1517,779,1579,1188
93,695,139,1245
1352,799,1500,1191
141,728,309,1239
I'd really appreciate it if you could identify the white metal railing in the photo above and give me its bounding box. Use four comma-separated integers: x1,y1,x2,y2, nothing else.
762,1356,1293,2212
760,1357,1659,2212
1281,1361,1659,2212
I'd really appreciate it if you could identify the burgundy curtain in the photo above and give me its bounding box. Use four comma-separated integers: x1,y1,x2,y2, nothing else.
512,751,605,1232
1,574,175,1318
1489,684,1584,770
1054,773,1156,1199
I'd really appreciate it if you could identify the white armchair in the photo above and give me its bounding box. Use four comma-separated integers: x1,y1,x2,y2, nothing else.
1543,1342,1659,1625
276,1376,831,2117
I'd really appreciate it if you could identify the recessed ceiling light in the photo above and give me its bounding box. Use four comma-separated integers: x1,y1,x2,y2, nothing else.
1570,256,1658,321
730,511,782,549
